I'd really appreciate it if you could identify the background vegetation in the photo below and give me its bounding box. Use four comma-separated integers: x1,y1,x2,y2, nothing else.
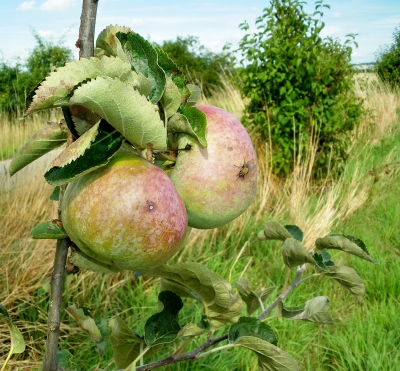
375,25,400,89
0,32,73,115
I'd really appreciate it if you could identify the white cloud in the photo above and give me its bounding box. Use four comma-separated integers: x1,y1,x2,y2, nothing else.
37,29,54,38
18,1,36,10
40,0,76,11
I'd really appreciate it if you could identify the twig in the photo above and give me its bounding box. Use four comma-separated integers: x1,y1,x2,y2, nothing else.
42,1,98,369
257,264,308,320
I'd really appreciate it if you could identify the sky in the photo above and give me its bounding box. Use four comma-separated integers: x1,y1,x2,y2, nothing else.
1,0,399,65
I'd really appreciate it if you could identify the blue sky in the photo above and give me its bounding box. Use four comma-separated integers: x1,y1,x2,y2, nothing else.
1,0,399,65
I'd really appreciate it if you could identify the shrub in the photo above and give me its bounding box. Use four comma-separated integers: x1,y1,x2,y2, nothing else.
375,25,400,89
235,0,364,177
155,36,234,96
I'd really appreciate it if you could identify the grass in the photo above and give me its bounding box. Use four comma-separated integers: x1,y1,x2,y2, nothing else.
0,77,399,370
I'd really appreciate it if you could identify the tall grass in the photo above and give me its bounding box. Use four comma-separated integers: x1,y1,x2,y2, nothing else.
1,76,399,370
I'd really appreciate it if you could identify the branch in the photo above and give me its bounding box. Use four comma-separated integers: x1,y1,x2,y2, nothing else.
43,1,98,369
257,264,308,320
76,0,99,59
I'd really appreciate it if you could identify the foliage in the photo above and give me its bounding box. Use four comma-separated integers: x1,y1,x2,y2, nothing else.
0,32,73,114
235,0,364,176
155,36,234,96
375,25,400,89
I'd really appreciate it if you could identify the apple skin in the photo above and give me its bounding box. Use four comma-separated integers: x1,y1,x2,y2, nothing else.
169,105,257,229
62,152,188,271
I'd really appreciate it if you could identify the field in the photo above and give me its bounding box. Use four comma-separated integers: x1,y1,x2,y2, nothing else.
1,76,399,370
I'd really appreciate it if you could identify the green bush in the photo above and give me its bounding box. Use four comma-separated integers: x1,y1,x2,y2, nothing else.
0,32,73,114
235,0,364,177
155,36,234,96
375,25,400,88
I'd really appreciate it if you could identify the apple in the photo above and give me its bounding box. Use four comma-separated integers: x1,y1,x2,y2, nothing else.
169,105,257,229
61,152,188,271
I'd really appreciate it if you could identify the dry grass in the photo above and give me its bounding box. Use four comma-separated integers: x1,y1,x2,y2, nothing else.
1,77,399,369
0,109,62,161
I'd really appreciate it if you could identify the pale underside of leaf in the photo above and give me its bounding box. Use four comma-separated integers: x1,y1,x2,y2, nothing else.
65,77,167,150
9,121,68,176
96,25,131,61
236,277,276,316
279,296,333,324
142,262,243,330
234,336,300,371
259,221,293,241
316,236,377,264
66,304,102,343
322,265,365,299
281,238,316,269
51,122,100,169
0,309,26,354
25,56,134,114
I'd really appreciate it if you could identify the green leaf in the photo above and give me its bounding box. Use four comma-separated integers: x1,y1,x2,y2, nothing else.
160,76,182,118
49,186,60,201
0,304,26,355
68,247,122,274
281,238,316,269
178,323,208,338
168,112,207,147
234,336,300,371
155,47,187,97
9,121,68,175
258,221,293,241
142,263,243,330
96,25,131,61
60,76,167,150
94,316,111,355
184,84,202,107
57,350,79,371
229,317,278,345
118,32,166,103
178,106,208,146
316,235,377,264
144,291,183,346
322,265,365,300
25,56,134,114
312,249,335,271
236,277,276,316
278,296,333,324
44,120,124,186
284,225,303,242
109,316,142,369
31,220,68,239
66,304,103,343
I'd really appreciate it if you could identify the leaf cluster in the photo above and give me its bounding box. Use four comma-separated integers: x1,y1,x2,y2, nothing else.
62,220,375,370
235,0,364,177
11,25,207,190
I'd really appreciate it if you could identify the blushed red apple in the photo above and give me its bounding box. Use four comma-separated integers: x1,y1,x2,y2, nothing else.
169,105,257,229
61,152,188,271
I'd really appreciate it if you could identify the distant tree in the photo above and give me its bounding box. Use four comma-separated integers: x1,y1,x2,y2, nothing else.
375,25,400,88
155,36,234,96
0,31,73,114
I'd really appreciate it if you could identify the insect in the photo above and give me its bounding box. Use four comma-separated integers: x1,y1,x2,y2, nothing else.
235,160,251,179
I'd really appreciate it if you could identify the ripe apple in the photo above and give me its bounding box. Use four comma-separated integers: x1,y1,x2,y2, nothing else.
61,152,188,271
169,105,257,229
